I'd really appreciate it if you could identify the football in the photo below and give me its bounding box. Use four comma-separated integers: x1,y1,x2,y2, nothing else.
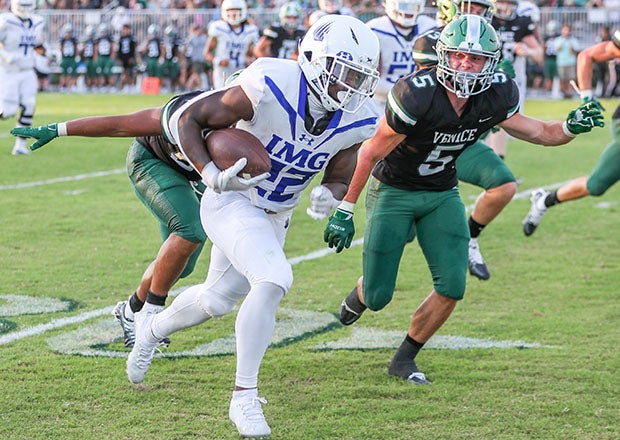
205,128,271,178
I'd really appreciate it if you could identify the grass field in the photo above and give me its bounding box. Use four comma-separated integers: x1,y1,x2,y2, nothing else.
0,93,618,440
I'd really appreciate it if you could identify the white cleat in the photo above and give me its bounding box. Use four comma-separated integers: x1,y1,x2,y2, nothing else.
522,189,549,236
126,310,160,384
229,390,271,439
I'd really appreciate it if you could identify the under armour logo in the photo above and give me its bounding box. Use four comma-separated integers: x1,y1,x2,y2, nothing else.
298,134,314,146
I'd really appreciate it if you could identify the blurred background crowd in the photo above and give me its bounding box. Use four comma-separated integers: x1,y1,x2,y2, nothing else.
2,0,619,97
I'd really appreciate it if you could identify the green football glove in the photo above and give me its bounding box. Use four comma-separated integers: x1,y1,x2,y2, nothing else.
496,58,516,79
564,102,605,136
581,95,605,112
10,123,60,151
324,205,355,253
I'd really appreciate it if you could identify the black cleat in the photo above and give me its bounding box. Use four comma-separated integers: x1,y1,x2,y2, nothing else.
339,287,367,326
388,357,432,385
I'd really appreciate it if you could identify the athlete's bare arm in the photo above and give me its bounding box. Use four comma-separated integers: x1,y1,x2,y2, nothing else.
577,40,620,91
65,108,163,137
499,112,574,146
319,143,361,200
343,117,406,204
176,85,254,174
253,36,273,58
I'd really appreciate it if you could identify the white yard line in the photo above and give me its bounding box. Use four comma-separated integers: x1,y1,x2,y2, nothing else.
0,170,569,344
0,169,125,190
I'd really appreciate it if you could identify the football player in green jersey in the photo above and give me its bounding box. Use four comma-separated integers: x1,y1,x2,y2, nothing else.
413,0,516,281
523,33,620,236
324,15,603,384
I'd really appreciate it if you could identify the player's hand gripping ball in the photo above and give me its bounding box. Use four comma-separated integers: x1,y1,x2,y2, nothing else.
205,128,271,178
201,128,271,193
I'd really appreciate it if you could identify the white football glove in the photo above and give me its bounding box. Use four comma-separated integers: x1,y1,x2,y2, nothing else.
306,185,341,220
201,159,269,193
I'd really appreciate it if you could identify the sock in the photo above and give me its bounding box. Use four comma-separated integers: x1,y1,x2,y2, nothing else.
544,191,561,208
468,216,486,239
388,335,424,378
345,287,366,313
142,290,167,314
232,388,258,399
128,292,144,316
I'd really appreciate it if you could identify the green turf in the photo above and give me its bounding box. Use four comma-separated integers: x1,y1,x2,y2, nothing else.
0,93,618,439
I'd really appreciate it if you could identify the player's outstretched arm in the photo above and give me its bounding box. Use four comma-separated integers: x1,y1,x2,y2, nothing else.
499,101,604,147
10,108,164,151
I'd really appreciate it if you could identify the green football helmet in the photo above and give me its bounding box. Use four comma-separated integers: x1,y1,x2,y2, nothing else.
454,0,495,22
436,14,500,98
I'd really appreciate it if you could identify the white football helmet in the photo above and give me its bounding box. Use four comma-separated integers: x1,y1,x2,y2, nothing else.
221,0,248,26
279,2,303,31
11,0,36,19
298,15,380,113
384,0,424,28
318,0,342,13
436,14,500,97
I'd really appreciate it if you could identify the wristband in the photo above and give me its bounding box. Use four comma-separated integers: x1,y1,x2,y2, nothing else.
201,161,220,186
338,201,356,213
562,121,577,138
579,89,593,100
57,122,67,136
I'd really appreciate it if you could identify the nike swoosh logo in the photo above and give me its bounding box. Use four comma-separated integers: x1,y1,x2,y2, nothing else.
479,116,493,123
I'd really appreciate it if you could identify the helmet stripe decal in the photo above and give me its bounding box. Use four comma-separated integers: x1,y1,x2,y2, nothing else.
465,15,481,47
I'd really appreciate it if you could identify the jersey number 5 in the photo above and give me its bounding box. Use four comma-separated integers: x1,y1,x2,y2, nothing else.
418,143,463,176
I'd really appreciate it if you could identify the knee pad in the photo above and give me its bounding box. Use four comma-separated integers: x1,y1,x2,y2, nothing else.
435,271,466,300
260,262,293,293
363,286,393,312
586,178,608,197
174,221,207,245
198,289,239,318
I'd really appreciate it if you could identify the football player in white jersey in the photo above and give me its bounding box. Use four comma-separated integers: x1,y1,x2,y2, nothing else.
122,15,380,438
365,0,435,107
308,0,356,27
0,0,44,155
205,0,259,88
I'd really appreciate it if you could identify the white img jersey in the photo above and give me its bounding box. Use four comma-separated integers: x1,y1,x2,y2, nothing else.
367,14,436,105
208,20,259,88
165,58,380,213
0,12,44,73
